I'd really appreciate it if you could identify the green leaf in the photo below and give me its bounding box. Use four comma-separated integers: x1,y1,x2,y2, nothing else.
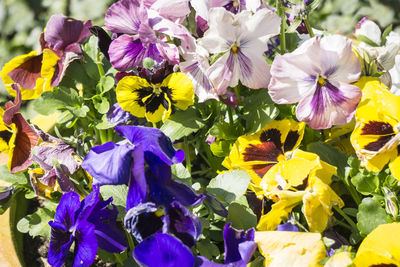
210,139,234,157
65,105,90,117
381,24,393,45
209,122,243,140
100,184,128,220
307,142,348,178
16,203,57,239
171,163,191,185
241,89,279,134
343,207,358,217
196,239,220,260
160,108,205,141
356,34,380,47
357,197,391,236
227,200,257,230
95,115,115,130
97,76,115,94
57,110,74,124
0,165,27,184
351,173,379,195
93,96,110,114
207,170,251,203
33,87,82,115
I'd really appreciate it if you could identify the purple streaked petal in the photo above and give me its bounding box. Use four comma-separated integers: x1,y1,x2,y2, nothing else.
207,52,234,94
147,0,191,22
54,167,76,193
105,0,144,34
223,223,256,265
54,191,80,228
237,46,271,89
48,222,74,267
165,201,202,247
156,41,180,65
109,35,162,71
296,80,361,129
81,142,134,185
127,144,147,210
115,126,185,166
133,233,194,267
44,14,91,52
73,222,98,267
277,222,299,232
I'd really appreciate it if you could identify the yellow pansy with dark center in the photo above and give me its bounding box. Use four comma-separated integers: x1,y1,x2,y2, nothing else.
1,49,59,100
223,119,306,191
116,72,194,123
351,77,400,179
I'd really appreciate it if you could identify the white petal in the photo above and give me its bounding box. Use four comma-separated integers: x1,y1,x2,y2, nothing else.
207,52,237,94
239,8,281,43
390,55,400,96
355,17,382,46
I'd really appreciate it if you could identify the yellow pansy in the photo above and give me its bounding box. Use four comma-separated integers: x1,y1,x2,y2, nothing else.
353,223,400,266
222,119,306,193
28,168,61,198
325,251,353,267
1,49,59,100
351,76,400,180
255,231,327,267
116,72,194,123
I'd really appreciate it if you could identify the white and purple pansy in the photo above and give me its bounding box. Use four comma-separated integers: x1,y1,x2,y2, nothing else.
268,34,362,129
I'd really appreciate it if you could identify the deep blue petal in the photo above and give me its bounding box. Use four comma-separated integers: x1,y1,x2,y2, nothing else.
115,126,185,166
133,233,194,267
147,169,205,207
48,221,74,267
165,201,201,247
126,144,147,210
94,224,128,253
82,142,134,185
73,222,97,267
75,185,100,225
223,223,256,265
194,256,224,267
124,202,166,242
54,191,80,229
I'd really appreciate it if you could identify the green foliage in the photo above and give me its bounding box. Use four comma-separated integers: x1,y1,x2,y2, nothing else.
206,170,251,204
0,165,27,185
351,172,379,195
227,197,257,230
100,184,128,221
357,197,391,237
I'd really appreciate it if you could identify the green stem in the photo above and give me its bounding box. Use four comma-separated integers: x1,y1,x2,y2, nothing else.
335,219,353,231
333,205,358,232
184,136,192,174
304,17,315,38
227,106,234,127
152,122,157,128
233,86,241,106
96,52,105,77
277,0,286,54
125,230,135,251
345,176,362,206
114,253,124,266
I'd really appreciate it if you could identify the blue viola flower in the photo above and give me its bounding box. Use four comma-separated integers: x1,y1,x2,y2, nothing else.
47,185,127,267
133,233,195,267
276,222,299,232
81,126,187,209
195,223,257,267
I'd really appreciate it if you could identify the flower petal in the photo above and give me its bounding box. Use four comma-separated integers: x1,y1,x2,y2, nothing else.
224,223,256,265
47,221,74,267
54,191,80,228
105,0,143,34
133,233,194,267
161,72,194,110
73,222,98,267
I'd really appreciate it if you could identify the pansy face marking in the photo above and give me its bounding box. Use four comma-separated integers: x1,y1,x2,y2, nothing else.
223,119,306,187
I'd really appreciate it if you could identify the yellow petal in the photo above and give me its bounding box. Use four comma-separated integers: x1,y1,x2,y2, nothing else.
324,251,353,267
255,231,326,267
144,92,172,123
354,223,400,266
116,76,149,118
162,72,194,110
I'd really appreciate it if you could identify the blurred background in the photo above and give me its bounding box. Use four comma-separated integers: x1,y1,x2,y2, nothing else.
0,0,399,97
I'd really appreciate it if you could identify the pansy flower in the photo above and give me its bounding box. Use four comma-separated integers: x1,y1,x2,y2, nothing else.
223,119,306,193
268,34,362,129
353,223,400,266
351,77,400,180
1,14,91,100
0,84,39,173
116,72,194,123
47,185,127,267
198,7,281,93
255,231,327,266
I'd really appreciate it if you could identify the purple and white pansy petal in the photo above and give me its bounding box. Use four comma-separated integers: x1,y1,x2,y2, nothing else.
146,0,191,23
104,0,144,34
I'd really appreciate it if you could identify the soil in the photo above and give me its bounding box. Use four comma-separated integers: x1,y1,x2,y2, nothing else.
22,199,117,267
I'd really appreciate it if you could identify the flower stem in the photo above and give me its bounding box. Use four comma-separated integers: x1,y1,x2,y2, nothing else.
304,17,315,38
227,106,234,127
114,253,124,265
345,176,362,206
277,0,286,54
335,219,353,231
184,136,192,174
333,205,358,232
96,52,105,77
233,86,241,106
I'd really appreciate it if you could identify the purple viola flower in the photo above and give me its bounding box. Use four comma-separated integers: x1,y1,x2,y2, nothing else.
133,233,195,267
41,14,92,86
276,222,299,232
30,127,78,194
106,102,137,125
81,126,185,208
268,34,362,129
104,0,190,71
195,223,257,267
47,185,127,267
